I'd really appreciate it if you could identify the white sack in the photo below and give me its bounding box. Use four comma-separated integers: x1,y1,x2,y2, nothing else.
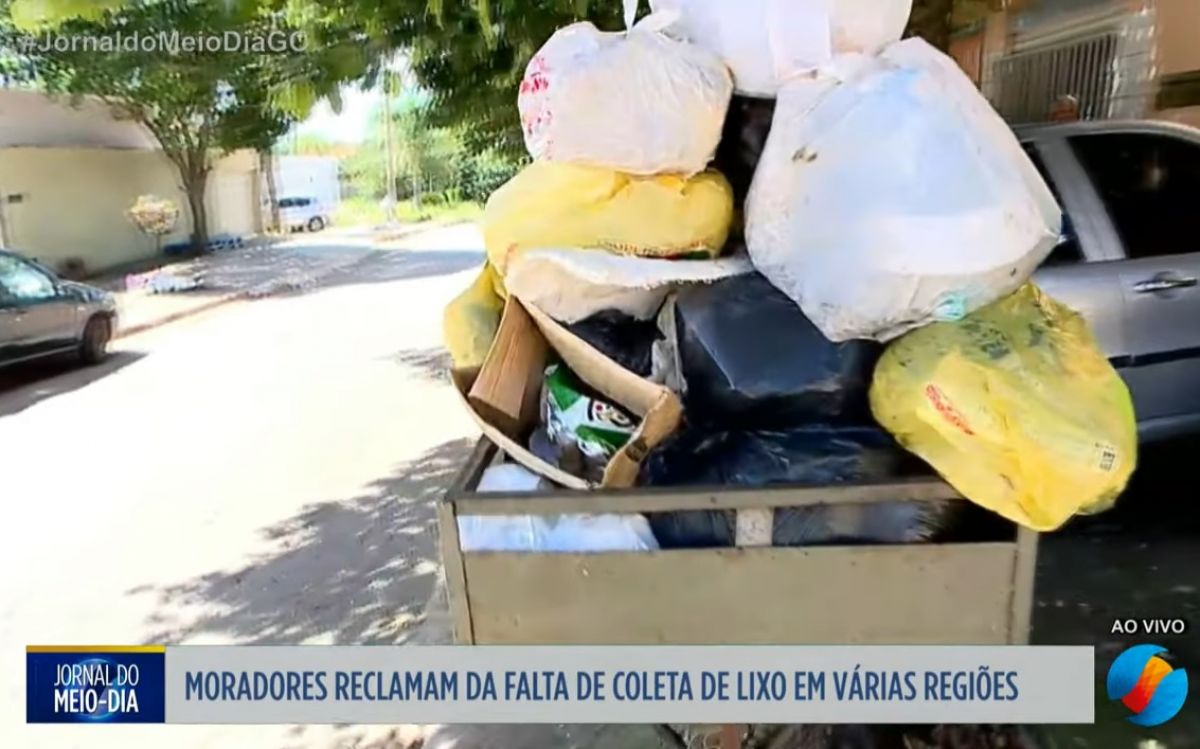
505,248,754,323
745,38,1063,342
650,0,912,97
458,464,659,552
517,10,732,176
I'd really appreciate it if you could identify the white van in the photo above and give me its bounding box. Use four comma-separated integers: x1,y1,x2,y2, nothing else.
277,197,330,232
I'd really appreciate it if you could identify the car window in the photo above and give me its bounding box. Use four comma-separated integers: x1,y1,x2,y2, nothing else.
1022,141,1083,266
0,255,57,301
1070,132,1200,259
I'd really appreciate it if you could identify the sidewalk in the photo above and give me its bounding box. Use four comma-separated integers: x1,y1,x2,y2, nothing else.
105,238,376,338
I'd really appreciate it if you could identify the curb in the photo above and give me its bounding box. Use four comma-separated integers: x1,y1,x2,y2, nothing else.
112,250,375,340
114,293,240,340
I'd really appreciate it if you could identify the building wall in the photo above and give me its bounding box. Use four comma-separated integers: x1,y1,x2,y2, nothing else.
0,147,260,273
0,88,158,150
1156,0,1200,76
1152,0,1200,129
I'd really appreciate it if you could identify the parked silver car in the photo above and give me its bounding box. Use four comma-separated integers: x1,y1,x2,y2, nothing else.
1022,120,1200,442
0,250,117,369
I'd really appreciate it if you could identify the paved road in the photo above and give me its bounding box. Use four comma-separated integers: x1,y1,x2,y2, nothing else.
0,226,494,748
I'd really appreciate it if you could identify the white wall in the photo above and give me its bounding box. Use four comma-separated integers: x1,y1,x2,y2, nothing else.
0,147,260,273
271,156,341,210
0,89,158,150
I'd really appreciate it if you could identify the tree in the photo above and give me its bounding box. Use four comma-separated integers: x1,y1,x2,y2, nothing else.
3,0,300,252
280,0,984,160
13,0,989,184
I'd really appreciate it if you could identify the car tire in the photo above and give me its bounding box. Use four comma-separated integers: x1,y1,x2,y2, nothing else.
307,216,326,232
79,316,111,365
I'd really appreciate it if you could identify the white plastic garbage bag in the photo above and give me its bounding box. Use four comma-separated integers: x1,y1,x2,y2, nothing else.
505,248,754,324
745,39,1063,342
517,2,732,175
458,464,659,552
650,0,912,97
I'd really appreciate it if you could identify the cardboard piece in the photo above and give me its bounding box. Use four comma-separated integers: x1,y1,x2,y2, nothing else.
467,300,547,436
453,297,682,490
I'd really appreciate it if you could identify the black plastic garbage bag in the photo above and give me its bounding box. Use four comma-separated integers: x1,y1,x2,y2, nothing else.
566,310,659,377
639,426,954,548
713,96,776,209
675,273,881,429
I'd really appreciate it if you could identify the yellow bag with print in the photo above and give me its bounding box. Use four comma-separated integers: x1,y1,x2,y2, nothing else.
483,161,733,275
870,284,1136,531
444,263,505,370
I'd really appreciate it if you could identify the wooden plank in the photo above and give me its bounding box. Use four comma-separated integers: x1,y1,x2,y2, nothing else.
1008,527,1040,645
436,501,475,644
446,438,497,498
463,544,1018,645
449,478,962,516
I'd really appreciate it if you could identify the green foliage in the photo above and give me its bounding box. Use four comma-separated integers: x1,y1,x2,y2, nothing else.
284,0,971,158
9,0,125,29
277,0,625,159
333,195,481,227
341,92,522,204
8,0,983,193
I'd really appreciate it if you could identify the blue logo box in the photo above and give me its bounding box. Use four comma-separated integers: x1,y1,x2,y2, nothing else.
26,646,166,723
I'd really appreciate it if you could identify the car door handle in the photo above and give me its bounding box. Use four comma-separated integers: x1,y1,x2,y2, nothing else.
1134,277,1198,294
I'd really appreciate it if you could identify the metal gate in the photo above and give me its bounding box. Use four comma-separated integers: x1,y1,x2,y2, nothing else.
985,10,1156,125
989,33,1123,123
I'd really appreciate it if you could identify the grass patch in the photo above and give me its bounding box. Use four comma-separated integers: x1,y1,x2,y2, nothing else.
334,197,482,228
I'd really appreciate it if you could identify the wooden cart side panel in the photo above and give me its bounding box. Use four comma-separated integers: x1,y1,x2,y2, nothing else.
447,438,498,497
451,479,963,516
1008,527,1040,645
462,544,1019,645
436,502,475,644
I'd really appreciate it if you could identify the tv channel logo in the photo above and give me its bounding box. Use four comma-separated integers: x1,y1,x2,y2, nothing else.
1107,644,1189,727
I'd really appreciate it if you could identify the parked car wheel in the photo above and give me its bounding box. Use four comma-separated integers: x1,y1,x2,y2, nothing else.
307,216,326,232
79,316,111,365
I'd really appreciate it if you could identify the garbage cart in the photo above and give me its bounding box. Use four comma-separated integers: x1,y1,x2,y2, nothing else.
439,437,1039,647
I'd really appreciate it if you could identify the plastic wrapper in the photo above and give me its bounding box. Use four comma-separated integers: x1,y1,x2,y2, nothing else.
536,364,638,483
458,464,658,552
640,426,954,548
746,39,1062,342
566,310,660,377
651,0,912,96
483,162,733,277
675,272,881,428
870,284,1137,531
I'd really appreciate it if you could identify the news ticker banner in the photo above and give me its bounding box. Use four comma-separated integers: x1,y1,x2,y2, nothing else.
28,645,1095,725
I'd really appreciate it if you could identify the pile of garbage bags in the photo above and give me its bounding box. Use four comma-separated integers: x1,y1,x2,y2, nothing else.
444,0,1137,553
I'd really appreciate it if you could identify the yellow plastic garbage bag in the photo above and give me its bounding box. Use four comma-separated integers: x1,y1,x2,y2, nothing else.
444,263,505,370
483,161,734,276
870,284,1136,531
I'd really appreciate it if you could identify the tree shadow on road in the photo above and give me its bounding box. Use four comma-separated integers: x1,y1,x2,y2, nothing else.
387,346,452,385
134,437,473,645
0,351,145,419
312,250,483,291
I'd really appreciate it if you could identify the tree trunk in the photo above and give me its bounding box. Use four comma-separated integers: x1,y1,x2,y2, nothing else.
184,169,210,254
261,149,281,233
